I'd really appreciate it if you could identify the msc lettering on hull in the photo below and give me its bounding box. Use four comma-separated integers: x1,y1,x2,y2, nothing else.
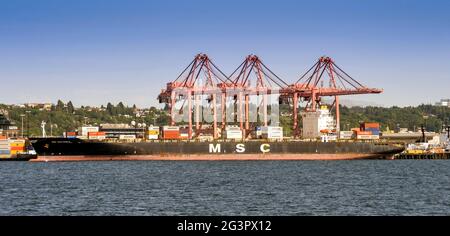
208,143,270,153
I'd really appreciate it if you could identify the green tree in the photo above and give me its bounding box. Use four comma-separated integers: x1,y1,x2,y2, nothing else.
106,103,114,115
67,101,75,113
56,100,65,111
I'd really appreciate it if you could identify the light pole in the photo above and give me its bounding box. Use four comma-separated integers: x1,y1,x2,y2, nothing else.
141,115,146,140
20,114,25,137
25,110,31,137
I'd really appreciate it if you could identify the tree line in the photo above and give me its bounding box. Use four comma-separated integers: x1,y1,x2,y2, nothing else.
0,101,449,137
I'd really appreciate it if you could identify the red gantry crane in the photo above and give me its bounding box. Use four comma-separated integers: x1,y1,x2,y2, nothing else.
288,56,382,136
225,55,289,136
159,54,383,140
158,53,231,139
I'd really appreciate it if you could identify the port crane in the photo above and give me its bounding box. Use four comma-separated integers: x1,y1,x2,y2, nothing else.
158,53,231,139
159,54,382,139
284,56,382,136
224,55,289,137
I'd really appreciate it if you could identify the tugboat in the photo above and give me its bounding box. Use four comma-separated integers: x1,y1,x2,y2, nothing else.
0,138,38,161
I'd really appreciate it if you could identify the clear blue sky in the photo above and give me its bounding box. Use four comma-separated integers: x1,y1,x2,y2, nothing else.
1,0,449,108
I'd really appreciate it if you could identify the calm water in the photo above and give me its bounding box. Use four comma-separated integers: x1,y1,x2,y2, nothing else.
0,160,449,215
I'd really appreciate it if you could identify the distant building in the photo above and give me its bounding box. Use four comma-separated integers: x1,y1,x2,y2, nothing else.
24,103,53,111
0,114,19,138
435,99,450,107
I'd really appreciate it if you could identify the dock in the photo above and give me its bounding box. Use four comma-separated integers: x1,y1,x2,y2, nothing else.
395,153,450,160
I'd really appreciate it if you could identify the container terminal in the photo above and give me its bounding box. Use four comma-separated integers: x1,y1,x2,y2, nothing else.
5,54,447,161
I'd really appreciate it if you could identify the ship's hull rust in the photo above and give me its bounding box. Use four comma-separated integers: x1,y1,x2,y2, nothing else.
30,138,404,161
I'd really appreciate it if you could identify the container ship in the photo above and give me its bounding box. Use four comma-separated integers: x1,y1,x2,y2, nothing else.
29,137,404,161
11,54,408,161
28,111,405,162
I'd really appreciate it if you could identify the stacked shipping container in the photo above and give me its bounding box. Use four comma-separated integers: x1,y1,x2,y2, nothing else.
162,126,180,139
147,126,160,140
261,126,283,140
0,138,10,158
225,126,243,140
88,132,106,140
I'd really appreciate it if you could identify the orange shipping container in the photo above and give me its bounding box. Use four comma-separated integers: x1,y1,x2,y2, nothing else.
356,131,372,135
162,132,180,139
88,132,106,136
0,135,6,140
362,122,380,128
10,146,25,151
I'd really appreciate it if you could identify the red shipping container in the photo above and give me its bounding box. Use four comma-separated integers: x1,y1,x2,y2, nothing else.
88,132,106,136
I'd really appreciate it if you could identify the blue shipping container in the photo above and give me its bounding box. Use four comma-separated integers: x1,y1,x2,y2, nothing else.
0,150,11,154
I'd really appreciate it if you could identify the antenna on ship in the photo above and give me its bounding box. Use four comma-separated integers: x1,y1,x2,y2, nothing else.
41,121,47,138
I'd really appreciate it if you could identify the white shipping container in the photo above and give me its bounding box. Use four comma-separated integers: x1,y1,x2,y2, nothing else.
225,126,241,131
339,131,353,139
148,126,159,131
225,130,242,139
147,135,159,140
80,126,99,136
356,135,380,140
261,126,283,139
119,135,136,139
163,126,180,131
88,135,106,140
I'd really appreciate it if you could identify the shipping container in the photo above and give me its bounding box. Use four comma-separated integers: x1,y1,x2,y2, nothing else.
10,146,25,151
261,126,283,140
162,126,180,139
162,126,180,131
147,127,160,135
225,129,243,140
339,131,353,139
356,134,379,140
80,126,99,136
0,135,7,140
361,122,380,129
355,130,372,135
88,132,106,136
64,131,77,137
147,135,159,140
0,150,11,154
119,135,136,140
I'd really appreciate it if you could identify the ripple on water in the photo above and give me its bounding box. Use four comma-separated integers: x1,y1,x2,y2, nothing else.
0,160,449,215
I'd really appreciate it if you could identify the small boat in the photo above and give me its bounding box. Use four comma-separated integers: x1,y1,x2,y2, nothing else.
0,138,38,161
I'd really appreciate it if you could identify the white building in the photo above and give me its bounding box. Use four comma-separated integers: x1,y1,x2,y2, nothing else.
301,106,336,139
435,99,450,107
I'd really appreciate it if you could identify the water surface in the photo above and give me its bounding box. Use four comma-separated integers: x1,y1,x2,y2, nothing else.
0,160,449,215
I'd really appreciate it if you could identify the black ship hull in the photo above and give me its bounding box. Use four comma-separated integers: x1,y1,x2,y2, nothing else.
0,154,38,161
29,138,404,161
